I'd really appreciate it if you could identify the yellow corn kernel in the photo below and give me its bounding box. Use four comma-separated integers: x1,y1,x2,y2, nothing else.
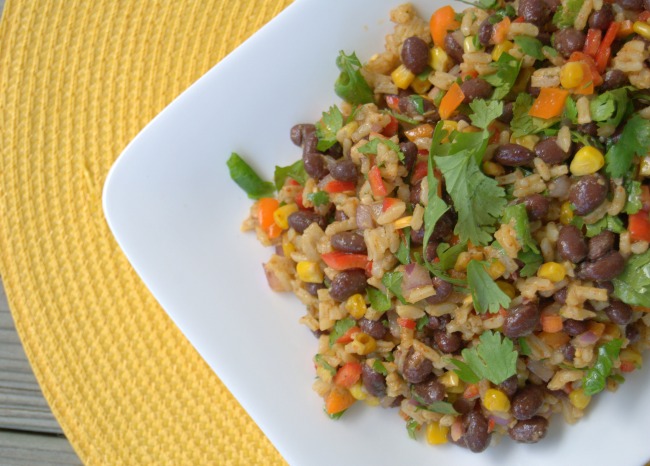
483,388,511,413
394,216,413,229
411,75,432,94
560,201,574,225
346,332,377,355
537,262,566,282
633,21,650,39
620,348,643,369
496,280,517,299
364,396,381,406
282,242,295,259
510,135,539,151
488,259,506,279
454,250,484,272
640,156,650,177
439,371,464,394
483,160,505,177
464,36,478,54
349,382,367,401
273,203,298,230
345,294,367,319
440,120,458,143
570,146,605,176
569,388,591,410
392,64,415,89
560,61,585,89
492,40,514,61
430,46,449,72
296,261,323,283
426,422,450,445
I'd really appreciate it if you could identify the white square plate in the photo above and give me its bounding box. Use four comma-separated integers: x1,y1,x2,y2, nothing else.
103,1,650,464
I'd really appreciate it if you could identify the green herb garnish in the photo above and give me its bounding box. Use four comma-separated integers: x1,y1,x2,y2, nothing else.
367,287,391,312
467,260,511,314
605,113,650,178
613,249,650,307
334,51,374,105
315,105,344,152
306,191,330,206
227,152,275,199
359,138,405,161
329,317,357,347
582,339,624,396
514,36,544,60
451,330,518,385
469,99,504,129
483,52,521,100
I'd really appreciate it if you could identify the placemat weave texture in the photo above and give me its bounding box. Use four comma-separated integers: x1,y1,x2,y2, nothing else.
0,0,292,463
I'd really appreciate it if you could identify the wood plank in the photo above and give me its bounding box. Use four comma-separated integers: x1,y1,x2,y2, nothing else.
0,430,81,466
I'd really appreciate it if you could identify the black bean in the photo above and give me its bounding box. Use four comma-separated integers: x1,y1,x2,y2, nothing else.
595,280,615,295
302,129,319,154
554,287,568,304
577,122,598,137
410,180,422,205
402,347,433,384
401,36,430,74
522,194,550,220
529,86,541,98
569,174,609,216
331,231,367,254
554,28,586,58
588,4,614,30
544,0,561,13
537,31,552,45
304,282,324,296
509,417,549,443
303,152,329,180
330,159,358,182
400,141,418,171
451,113,471,124
361,363,387,397
434,330,462,354
519,0,550,25
478,17,494,46
359,317,387,339
288,211,327,233
600,69,629,91
334,210,348,222
577,251,626,281
452,398,476,415
557,225,588,263
616,0,644,10
563,319,588,336
588,230,615,261
626,323,641,344
561,343,576,361
329,269,368,301
290,123,316,147
426,313,451,331
327,143,343,160
444,33,464,64
426,277,454,304
431,208,457,240
534,138,569,165
503,302,540,338
605,300,633,325
424,241,440,263
499,375,519,398
460,78,493,104
498,101,514,124
494,144,535,166
410,227,424,245
463,411,491,453
412,378,446,404
512,385,545,420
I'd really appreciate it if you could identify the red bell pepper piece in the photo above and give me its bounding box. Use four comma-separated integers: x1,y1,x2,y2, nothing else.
583,28,602,58
397,317,416,330
628,211,650,242
324,180,356,193
382,115,399,137
321,252,370,271
336,326,360,344
333,362,363,388
595,21,620,73
385,95,400,111
411,160,428,183
368,165,388,197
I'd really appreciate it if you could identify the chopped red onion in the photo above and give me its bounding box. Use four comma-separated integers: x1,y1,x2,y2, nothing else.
527,359,554,382
574,331,599,347
490,414,511,426
403,263,431,290
356,205,374,230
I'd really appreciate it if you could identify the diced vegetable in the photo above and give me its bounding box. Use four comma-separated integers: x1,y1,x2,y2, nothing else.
325,387,356,415
540,314,564,333
333,362,363,388
321,252,370,271
439,82,465,121
368,165,388,197
257,198,280,236
324,180,356,193
628,211,650,242
583,29,601,58
528,88,569,119
429,5,460,48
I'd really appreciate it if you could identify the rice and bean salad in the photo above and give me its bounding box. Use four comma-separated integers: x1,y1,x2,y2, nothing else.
228,0,650,452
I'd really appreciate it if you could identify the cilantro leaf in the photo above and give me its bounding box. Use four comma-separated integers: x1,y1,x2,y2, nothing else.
382,272,407,304
553,0,583,28
510,93,559,138
396,228,411,265
582,339,623,396
314,354,337,376
590,89,629,127
424,124,450,250
590,94,615,122
409,95,425,114
434,129,507,245
227,152,276,200
563,96,578,124
466,260,511,314
425,401,460,415
489,5,516,22
456,331,518,385
367,287,391,312
483,52,521,100
372,360,388,376
502,203,539,254
518,337,532,356
450,360,481,384
542,45,559,57
358,138,405,161
329,317,356,347
406,419,419,439
624,179,642,215
334,51,374,105
517,248,543,277
613,249,650,307
306,191,330,206
389,110,420,125
469,99,504,130
416,315,429,330
424,242,468,286
274,159,308,190
315,106,344,152
326,408,346,420
605,114,650,178
514,36,544,60
585,215,624,237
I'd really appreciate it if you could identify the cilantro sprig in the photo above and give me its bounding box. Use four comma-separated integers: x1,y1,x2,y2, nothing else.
423,124,450,251
334,51,374,105
582,339,623,396
513,36,544,60
274,159,308,190
469,99,503,130
483,52,521,100
612,249,650,307
227,152,276,200
466,260,511,314
316,105,344,152
605,113,650,178
451,331,518,385
359,138,405,161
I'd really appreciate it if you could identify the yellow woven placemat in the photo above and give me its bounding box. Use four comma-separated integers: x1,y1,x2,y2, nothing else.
0,0,292,463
